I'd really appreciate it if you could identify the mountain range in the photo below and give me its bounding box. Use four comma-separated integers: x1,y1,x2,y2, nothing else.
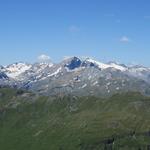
1,57,150,150
1,56,150,96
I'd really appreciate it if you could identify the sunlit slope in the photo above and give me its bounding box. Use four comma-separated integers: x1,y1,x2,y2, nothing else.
0,88,150,150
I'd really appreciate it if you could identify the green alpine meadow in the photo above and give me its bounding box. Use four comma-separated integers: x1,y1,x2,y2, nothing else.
0,87,150,150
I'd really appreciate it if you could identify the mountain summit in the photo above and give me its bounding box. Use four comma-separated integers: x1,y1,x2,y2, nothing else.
1,57,150,96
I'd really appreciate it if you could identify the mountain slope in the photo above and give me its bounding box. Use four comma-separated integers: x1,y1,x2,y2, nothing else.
0,87,150,150
1,57,150,96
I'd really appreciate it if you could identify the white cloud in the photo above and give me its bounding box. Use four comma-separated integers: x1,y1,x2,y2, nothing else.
120,36,130,43
37,54,51,62
69,25,80,32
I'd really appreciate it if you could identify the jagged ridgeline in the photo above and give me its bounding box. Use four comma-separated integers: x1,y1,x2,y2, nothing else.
0,87,150,150
1,57,150,97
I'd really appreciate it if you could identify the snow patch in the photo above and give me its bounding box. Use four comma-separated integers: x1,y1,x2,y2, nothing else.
79,84,87,89
47,67,62,77
92,81,98,86
109,63,127,71
116,87,120,90
5,63,31,78
85,58,127,71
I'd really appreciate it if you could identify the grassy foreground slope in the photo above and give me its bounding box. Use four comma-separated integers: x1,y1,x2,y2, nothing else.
0,88,150,150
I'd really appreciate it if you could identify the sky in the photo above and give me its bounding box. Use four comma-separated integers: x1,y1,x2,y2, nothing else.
1,0,150,66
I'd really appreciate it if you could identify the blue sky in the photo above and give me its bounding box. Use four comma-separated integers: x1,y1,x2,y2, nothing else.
1,0,150,66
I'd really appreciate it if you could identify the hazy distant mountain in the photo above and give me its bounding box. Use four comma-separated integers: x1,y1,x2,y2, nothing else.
1,57,150,96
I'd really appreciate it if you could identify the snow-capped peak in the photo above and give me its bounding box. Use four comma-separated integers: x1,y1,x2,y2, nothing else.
129,65,150,71
85,58,127,71
107,62,127,71
5,62,32,78
85,58,109,69
34,62,53,69
64,57,82,70
63,57,127,71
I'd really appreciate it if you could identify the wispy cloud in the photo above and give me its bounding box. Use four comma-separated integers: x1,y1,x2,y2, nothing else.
144,16,150,19
120,36,130,43
37,54,51,62
69,25,80,32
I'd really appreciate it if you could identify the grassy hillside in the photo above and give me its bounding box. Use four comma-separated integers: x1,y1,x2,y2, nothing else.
0,88,150,150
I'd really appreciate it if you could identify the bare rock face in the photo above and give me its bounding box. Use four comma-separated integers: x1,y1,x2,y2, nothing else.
1,57,150,96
